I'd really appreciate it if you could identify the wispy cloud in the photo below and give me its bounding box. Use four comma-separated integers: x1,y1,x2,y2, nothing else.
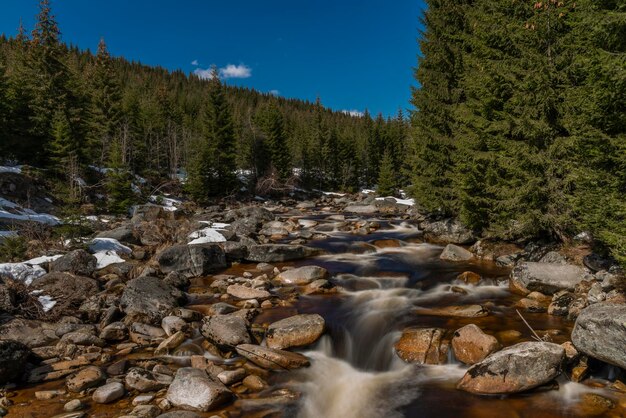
193,67,216,80
269,89,280,96
219,64,252,79
342,109,364,117
191,59,199,66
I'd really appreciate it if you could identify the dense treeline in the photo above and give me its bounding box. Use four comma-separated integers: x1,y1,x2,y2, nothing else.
0,0,410,208
410,0,626,264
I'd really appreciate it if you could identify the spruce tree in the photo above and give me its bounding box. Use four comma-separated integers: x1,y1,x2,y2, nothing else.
256,102,291,181
106,138,136,214
377,149,397,196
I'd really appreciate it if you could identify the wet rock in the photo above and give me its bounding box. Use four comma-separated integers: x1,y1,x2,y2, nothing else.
245,244,319,263
130,404,161,418
92,382,125,404
509,262,588,295
457,341,565,394
571,302,626,369
0,340,31,384
416,305,489,318
66,366,106,393
394,328,448,364
266,314,325,350
157,244,228,278
579,393,616,416
439,244,473,262
0,318,58,347
155,331,186,355
242,374,267,391
226,284,270,300
120,276,186,325
547,291,576,316
421,219,476,245
166,367,232,412
107,359,128,376
274,266,329,285
201,315,251,350
515,297,547,313
206,302,239,315
451,324,500,365
161,316,188,336
457,271,482,285
63,399,84,412
125,367,171,392
217,368,246,385
50,250,97,277
157,412,202,418
236,344,310,370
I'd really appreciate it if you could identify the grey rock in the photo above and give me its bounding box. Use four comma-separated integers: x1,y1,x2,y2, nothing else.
99,322,128,341
220,241,248,261
92,382,125,404
166,367,232,412
157,412,202,418
66,366,106,393
226,284,270,300
510,262,588,295
120,276,186,325
201,315,251,350
344,204,378,214
421,219,476,245
274,266,329,285
30,272,100,316
161,316,188,336
0,340,31,384
439,244,473,262
50,250,97,277
267,314,325,350
235,344,310,370
96,225,137,244
125,367,171,392
246,244,319,263
0,318,58,348
60,331,105,347
157,244,228,278
571,303,626,369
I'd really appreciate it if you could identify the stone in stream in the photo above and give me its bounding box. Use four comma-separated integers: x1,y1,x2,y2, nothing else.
415,305,489,318
125,367,172,392
155,331,186,355
66,366,106,393
245,244,319,263
99,322,128,341
266,314,325,350
161,316,188,336
166,367,232,412
50,250,97,277
344,204,378,214
92,382,125,404
457,341,565,394
451,324,500,365
571,302,626,369
157,412,203,418
509,262,588,295
226,284,270,300
201,315,251,350
120,276,186,325
274,266,329,285
394,328,448,364
0,340,31,384
157,244,228,278
236,344,310,370
439,244,474,262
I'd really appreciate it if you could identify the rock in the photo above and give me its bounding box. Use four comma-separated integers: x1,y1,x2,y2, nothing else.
66,366,106,393
515,297,547,313
266,314,325,350
457,342,565,394
344,204,378,214
439,244,473,262
451,324,500,365
120,276,186,324
130,404,161,418
132,394,155,406
579,393,616,416
242,375,267,391
421,219,476,244
225,206,274,223
0,318,58,348
547,291,576,316
63,399,83,412
30,272,99,315
226,284,270,300
457,271,482,285
245,244,318,263
217,368,246,385
415,305,489,318
509,262,588,295
125,367,171,392
157,244,228,278
236,344,310,370
96,225,137,244
571,302,626,369
166,367,232,412
201,316,251,350
131,204,167,223
99,322,128,341
0,340,31,384
161,316,188,337
274,266,329,285
92,382,125,404
157,412,202,418
394,328,448,364
50,250,97,277
60,331,105,347
155,331,186,355
220,241,249,261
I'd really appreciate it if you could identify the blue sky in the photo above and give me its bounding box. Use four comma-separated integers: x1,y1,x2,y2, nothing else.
0,0,425,117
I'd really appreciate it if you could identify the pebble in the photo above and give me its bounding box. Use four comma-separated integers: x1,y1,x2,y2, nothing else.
63,399,83,412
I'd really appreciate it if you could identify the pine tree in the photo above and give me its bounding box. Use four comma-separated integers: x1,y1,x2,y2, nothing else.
377,149,397,196
106,137,136,214
49,109,73,168
256,102,291,181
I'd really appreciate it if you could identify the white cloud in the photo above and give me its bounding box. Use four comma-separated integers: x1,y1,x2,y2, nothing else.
191,59,199,66
219,64,252,79
193,67,216,80
342,109,364,117
269,89,280,96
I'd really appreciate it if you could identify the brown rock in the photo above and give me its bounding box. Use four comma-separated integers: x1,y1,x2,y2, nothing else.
451,324,500,365
66,366,106,393
415,305,489,318
266,314,325,350
579,393,616,416
235,344,310,370
394,328,448,364
457,271,482,285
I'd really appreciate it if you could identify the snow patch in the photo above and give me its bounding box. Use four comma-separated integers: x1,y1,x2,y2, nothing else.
88,238,131,269
198,221,230,230
149,195,181,212
0,263,46,285
37,295,57,312
26,254,62,265
93,251,126,269
0,197,61,226
361,189,376,194
375,197,415,206
0,166,22,174
188,227,226,245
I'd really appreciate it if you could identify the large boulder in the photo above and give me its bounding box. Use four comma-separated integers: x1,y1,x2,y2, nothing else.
166,367,232,412
225,206,274,223
344,204,378,214
200,315,251,350
66,366,106,393
30,272,100,316
510,262,588,295
274,266,329,286
421,219,476,245
266,314,325,350
394,328,448,364
0,318,58,348
157,244,228,278
226,284,271,300
235,344,310,370
120,276,186,324
457,341,565,394
50,250,97,277
571,303,626,369
96,225,137,244
246,244,318,263
0,340,31,384
439,244,473,262
451,324,500,365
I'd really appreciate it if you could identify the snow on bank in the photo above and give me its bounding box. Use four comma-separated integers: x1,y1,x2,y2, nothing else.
0,197,61,226
0,254,64,285
375,197,415,206
88,238,131,269
188,227,226,245
149,195,182,212
0,166,22,174
37,294,57,312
